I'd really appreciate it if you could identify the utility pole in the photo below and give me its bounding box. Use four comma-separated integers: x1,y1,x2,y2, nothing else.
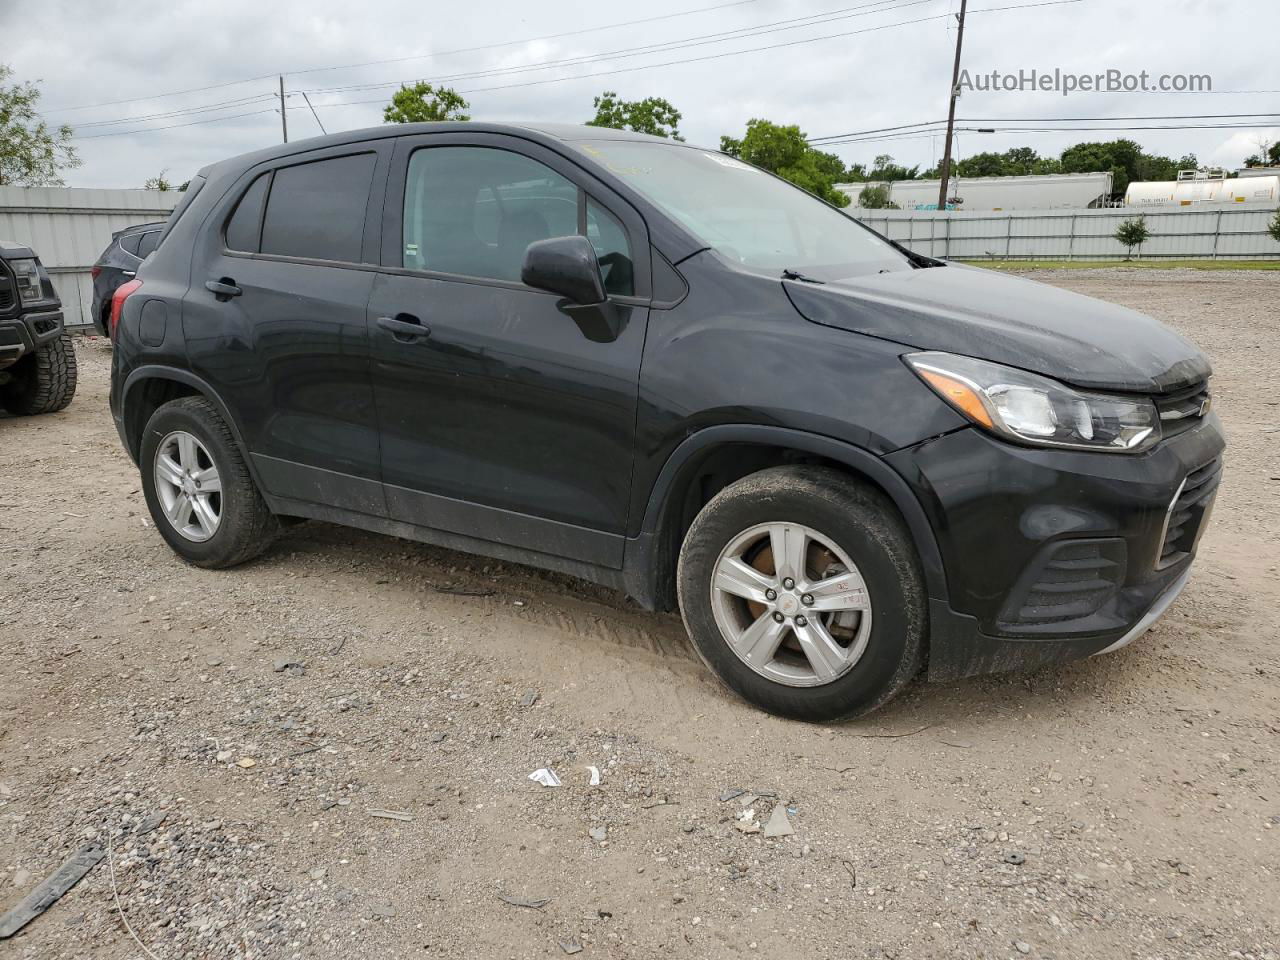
279,75,289,143
936,0,967,210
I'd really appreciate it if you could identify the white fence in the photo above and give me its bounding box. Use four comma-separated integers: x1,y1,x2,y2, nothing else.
0,186,178,329
855,204,1280,261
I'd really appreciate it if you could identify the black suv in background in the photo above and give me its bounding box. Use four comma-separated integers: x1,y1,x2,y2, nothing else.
1,239,77,415
91,221,167,335
108,123,1224,721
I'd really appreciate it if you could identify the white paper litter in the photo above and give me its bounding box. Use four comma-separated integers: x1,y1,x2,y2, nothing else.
586,765,601,786
528,768,561,787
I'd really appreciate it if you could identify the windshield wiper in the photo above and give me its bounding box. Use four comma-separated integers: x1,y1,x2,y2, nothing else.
781,268,824,284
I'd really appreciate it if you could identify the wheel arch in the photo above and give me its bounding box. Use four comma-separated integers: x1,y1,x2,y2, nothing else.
623,425,949,613
121,367,256,481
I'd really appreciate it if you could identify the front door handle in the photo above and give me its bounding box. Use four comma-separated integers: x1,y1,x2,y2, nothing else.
205,278,242,301
377,314,431,342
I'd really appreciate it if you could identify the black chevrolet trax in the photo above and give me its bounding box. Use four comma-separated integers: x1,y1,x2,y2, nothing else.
109,123,1224,721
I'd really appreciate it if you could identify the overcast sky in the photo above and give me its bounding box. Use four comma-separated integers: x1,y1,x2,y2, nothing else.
3,0,1277,189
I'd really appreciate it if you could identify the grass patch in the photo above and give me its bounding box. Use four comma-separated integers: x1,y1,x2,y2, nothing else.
961,259,1280,271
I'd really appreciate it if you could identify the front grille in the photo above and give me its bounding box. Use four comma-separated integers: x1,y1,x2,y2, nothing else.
0,271,13,311
1002,539,1126,627
1157,458,1222,569
1155,380,1211,438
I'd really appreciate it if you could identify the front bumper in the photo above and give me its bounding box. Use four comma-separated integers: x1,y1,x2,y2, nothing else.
888,414,1225,681
0,309,65,367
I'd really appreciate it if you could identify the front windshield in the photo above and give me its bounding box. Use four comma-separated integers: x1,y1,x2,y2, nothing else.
573,140,907,280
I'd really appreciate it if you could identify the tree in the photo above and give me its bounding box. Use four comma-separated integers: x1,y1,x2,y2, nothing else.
1268,209,1280,245
867,154,920,182
586,91,683,140
857,184,898,209
383,82,469,124
1244,141,1280,168
143,171,172,191
720,119,850,207
0,64,80,186
1060,139,1143,194
1115,215,1150,260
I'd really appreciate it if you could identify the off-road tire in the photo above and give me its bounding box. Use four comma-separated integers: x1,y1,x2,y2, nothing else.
677,465,927,722
0,334,78,415
140,396,279,568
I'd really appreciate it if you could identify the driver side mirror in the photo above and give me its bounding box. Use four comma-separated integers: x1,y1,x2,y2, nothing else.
521,235,606,306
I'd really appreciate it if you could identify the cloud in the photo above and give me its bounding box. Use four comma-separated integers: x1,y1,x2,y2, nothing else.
5,0,1278,187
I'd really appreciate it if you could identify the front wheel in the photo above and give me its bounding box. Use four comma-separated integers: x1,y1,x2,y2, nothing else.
677,465,927,722
0,334,78,415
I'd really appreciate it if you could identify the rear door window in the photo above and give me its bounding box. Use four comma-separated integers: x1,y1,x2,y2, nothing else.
119,233,143,256
260,153,377,262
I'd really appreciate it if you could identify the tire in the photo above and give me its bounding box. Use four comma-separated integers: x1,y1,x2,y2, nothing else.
0,334,78,415
677,465,927,722
139,396,279,568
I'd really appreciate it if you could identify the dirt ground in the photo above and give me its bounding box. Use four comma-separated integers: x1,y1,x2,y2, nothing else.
1,268,1277,960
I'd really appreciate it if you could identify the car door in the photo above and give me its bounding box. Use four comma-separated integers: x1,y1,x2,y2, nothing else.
184,144,390,517
368,132,651,569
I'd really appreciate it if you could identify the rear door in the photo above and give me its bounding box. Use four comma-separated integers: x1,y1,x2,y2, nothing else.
368,132,651,569
184,144,391,517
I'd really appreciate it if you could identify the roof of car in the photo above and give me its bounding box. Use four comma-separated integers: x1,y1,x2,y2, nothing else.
197,122,696,180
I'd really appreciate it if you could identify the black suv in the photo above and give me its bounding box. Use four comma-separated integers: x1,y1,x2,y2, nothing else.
1,240,77,415
91,221,167,335
108,123,1224,721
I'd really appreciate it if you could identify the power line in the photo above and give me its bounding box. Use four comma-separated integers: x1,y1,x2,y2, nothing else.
810,112,1280,144
59,0,921,130
299,0,927,96
71,93,278,129
45,0,770,114
303,0,1082,112
71,109,278,140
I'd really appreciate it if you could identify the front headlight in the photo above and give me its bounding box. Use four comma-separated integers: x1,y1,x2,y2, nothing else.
10,259,44,306
906,351,1159,453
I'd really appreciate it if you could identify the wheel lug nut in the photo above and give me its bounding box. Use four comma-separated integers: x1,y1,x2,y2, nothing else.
795,615,808,627
801,594,814,606
765,588,777,601
772,612,784,623
782,577,795,589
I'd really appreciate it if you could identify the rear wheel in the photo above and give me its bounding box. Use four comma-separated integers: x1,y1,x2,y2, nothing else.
140,397,278,568
677,465,927,722
0,334,78,415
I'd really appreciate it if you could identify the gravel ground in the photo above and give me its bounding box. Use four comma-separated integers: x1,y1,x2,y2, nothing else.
1,268,1277,960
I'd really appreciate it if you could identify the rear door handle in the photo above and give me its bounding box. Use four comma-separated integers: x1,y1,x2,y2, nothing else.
122,270,136,278
205,278,242,301
377,314,431,342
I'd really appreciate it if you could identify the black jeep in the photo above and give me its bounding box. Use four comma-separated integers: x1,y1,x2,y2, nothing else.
0,240,77,416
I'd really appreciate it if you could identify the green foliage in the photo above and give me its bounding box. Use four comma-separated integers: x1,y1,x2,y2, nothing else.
719,119,850,207
1115,215,1150,260
0,64,80,186
867,154,920,182
586,91,683,140
143,171,172,191
383,82,470,124
1058,139,1194,193
857,184,898,209
1268,209,1280,244
1244,141,1280,167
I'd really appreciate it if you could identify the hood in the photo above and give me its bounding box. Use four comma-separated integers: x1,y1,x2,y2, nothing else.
783,264,1210,393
